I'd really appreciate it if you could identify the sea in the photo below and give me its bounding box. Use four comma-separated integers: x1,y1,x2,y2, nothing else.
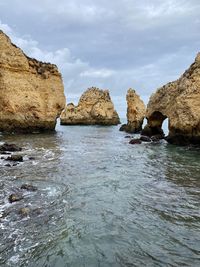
0,122,200,267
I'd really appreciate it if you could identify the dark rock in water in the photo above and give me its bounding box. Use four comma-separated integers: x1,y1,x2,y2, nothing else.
29,157,36,160
8,193,23,203
129,139,142,145
0,143,22,152
141,125,164,137
1,157,4,160
165,135,193,146
151,134,164,142
19,207,30,216
140,135,151,142
119,124,127,131
21,184,37,191
6,155,23,162
4,163,11,167
124,135,132,139
0,151,11,155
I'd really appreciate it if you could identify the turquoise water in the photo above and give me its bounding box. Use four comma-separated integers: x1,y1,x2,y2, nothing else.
0,125,200,267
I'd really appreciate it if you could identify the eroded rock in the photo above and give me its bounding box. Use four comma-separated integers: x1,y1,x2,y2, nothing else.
0,30,66,133
143,53,200,146
120,89,146,133
60,87,120,125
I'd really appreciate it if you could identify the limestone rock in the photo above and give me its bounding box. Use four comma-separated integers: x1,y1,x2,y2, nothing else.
0,30,66,133
143,53,200,145
120,88,146,133
60,87,120,125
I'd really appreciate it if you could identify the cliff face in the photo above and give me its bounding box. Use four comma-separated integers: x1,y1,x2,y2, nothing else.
0,30,66,133
60,87,120,125
143,53,200,145
120,88,146,133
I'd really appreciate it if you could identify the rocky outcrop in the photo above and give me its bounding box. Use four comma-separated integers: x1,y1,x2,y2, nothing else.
120,88,146,133
60,87,120,125
142,53,200,145
0,30,66,133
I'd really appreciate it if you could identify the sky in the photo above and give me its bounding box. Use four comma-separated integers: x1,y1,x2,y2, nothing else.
0,0,200,116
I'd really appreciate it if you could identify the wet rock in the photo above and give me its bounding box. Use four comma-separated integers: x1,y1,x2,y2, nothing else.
124,135,132,138
8,193,23,203
4,163,11,167
29,157,36,160
129,139,142,145
0,151,11,155
140,135,151,142
21,184,37,191
19,207,30,216
119,124,127,131
151,134,165,142
0,143,22,152
6,155,23,162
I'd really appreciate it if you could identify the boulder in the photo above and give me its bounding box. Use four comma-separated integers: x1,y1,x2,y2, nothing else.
143,53,200,146
129,139,142,145
0,30,66,133
0,143,22,152
8,193,23,203
60,87,120,125
21,184,37,191
120,89,146,133
6,155,23,162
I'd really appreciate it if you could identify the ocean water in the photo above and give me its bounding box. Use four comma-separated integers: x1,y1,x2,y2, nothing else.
0,124,200,267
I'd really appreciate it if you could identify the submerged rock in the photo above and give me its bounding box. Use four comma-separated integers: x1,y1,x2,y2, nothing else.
8,193,23,203
129,139,142,145
19,207,30,217
0,143,22,152
60,87,120,125
21,184,37,191
120,89,146,133
143,53,200,146
6,155,23,162
140,135,151,142
0,30,66,133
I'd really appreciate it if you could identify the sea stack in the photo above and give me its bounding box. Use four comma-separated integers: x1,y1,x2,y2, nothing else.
142,53,200,145
0,30,66,133
120,88,146,133
60,87,120,125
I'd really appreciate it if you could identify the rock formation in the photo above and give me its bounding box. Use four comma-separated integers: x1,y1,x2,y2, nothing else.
0,30,66,133
60,87,120,125
142,53,200,145
120,88,146,133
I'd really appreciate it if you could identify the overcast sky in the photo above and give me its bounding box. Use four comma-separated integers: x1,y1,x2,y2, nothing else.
0,0,200,115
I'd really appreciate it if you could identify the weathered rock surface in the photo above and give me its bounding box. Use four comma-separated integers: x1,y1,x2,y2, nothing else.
120,89,146,133
60,87,120,125
0,30,66,133
143,53,200,145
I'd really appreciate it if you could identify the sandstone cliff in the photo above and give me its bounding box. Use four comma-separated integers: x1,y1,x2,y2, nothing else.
0,30,66,133
60,87,120,125
142,53,200,145
120,88,146,133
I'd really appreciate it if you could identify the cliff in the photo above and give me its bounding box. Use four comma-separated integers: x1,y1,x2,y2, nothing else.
60,87,120,125
0,30,66,133
120,88,146,133
142,53,200,145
